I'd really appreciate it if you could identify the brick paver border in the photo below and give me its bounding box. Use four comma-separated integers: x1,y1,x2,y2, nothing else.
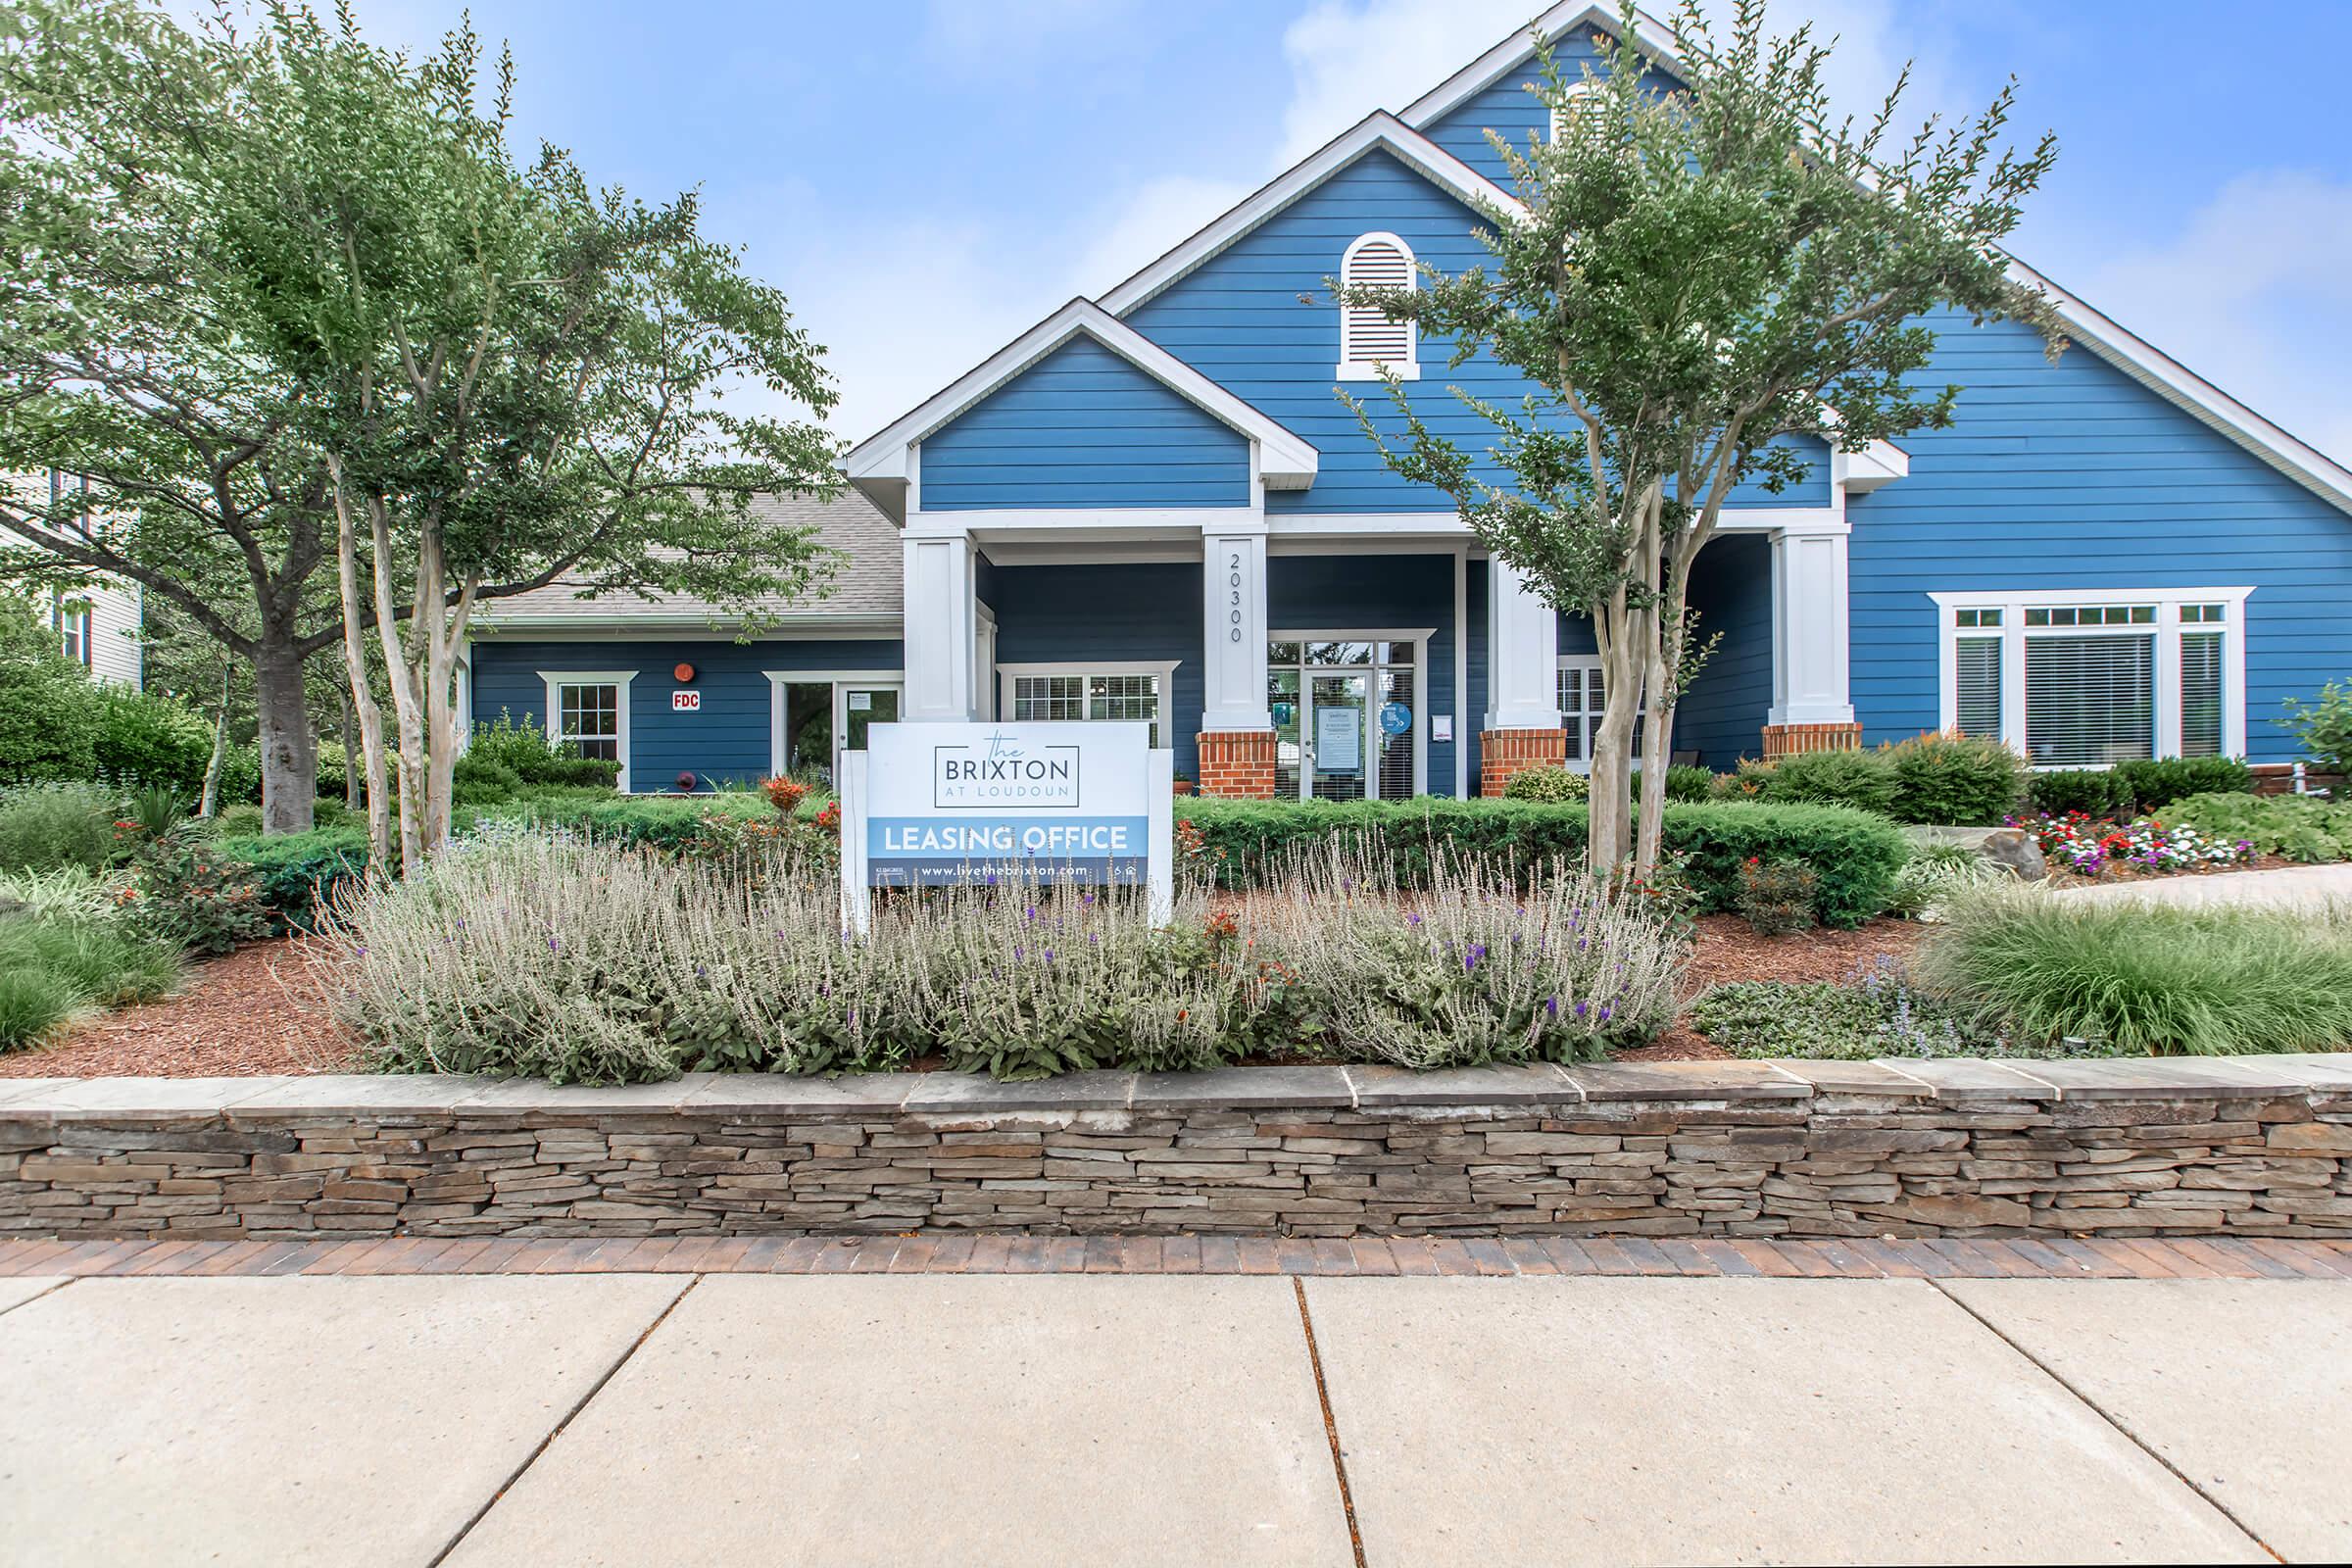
4,1234,2349,1282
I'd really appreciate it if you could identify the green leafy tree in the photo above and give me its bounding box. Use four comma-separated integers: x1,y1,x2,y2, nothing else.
1340,0,2061,871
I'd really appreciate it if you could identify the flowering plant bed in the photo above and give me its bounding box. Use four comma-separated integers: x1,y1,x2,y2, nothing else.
2008,809,2253,878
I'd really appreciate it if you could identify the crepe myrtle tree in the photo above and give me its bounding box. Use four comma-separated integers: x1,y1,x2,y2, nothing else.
1339,0,2063,873
270,9,846,867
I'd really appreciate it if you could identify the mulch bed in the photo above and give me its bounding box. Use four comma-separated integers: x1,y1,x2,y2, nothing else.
0,938,357,1080
1621,913,1928,1063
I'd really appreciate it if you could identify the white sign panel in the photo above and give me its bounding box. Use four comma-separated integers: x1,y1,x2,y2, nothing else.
1314,704,1362,772
670,689,701,711
852,723,1169,912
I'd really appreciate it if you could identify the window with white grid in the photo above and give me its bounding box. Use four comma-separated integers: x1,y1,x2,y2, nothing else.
1935,592,2245,766
1006,667,1168,749
557,684,621,761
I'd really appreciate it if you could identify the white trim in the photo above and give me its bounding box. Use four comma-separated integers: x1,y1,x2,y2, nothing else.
1400,2,1683,130
998,661,1180,749
1267,631,1432,799
1927,587,2254,764
763,669,906,780
1554,652,1649,772
846,299,1319,503
1100,115,1527,319
538,670,637,792
912,507,1252,535
1337,230,1422,382
1452,545,1469,798
472,617,901,640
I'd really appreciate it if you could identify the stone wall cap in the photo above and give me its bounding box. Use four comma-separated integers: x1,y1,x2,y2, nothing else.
1343,1064,1578,1107
1873,1059,2059,1102
1561,1061,1811,1102
684,1072,925,1115
1760,1060,1934,1098
902,1071,1137,1113
225,1074,501,1117
0,1078,76,1110
0,1076,300,1119
1132,1066,1353,1110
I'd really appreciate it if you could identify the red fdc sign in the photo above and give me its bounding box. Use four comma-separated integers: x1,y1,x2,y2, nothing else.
671,690,701,711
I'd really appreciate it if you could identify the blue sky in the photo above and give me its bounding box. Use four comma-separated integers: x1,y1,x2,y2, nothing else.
338,0,2352,461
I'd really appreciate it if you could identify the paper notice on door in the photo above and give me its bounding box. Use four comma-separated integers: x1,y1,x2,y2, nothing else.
1314,704,1362,771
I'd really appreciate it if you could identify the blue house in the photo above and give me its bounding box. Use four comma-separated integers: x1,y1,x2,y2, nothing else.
466,2,2352,800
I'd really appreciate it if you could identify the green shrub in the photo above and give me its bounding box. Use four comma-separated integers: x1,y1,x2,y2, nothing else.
451,751,524,805
1917,888,2352,1054
1884,732,2025,825
1690,957,2021,1059
0,910,177,1006
1501,765,1589,803
2109,756,2255,813
217,827,371,931
468,710,622,788
1646,763,1719,804
122,829,270,955
1884,844,2008,919
1733,858,1820,936
0,962,79,1051
0,600,99,786
90,686,214,793
214,741,263,807
2279,679,2352,774
2029,768,2131,818
208,803,265,838
2162,792,2352,863
1174,797,1903,927
0,782,119,872
323,837,1686,1083
0,865,132,924
1750,749,1898,815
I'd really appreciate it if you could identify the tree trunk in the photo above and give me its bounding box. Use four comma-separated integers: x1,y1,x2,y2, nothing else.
1636,673,1674,875
337,688,360,808
1588,610,1642,873
330,470,394,868
198,662,231,819
252,636,317,835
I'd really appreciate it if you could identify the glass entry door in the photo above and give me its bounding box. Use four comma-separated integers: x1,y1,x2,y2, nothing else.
839,684,900,760
1267,640,1417,800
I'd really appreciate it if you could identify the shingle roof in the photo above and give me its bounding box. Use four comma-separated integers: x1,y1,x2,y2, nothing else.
471,489,900,630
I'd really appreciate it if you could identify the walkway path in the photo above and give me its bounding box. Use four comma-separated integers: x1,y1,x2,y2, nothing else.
2055,860,2352,909
3,1236,2347,1565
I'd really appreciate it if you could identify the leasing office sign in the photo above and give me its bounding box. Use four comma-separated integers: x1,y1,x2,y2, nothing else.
861,721,1158,888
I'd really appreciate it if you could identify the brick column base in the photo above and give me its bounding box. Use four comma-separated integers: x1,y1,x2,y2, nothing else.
1479,728,1568,796
1760,722,1863,760
1196,729,1278,799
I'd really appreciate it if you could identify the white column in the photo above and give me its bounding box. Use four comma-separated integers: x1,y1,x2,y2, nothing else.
1484,558,1560,729
1200,526,1270,730
902,528,976,720
1768,524,1855,725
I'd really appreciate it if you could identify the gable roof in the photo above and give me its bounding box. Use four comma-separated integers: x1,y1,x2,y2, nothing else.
845,299,1320,521
1098,112,1527,317
469,490,902,634
1399,2,1683,130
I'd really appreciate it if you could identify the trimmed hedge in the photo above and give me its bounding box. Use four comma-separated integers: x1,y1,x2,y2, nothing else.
2110,756,2255,813
1174,797,1903,927
216,828,370,932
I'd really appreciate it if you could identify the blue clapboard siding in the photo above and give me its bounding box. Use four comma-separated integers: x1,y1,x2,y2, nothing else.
919,335,1250,510
1418,31,1613,182
1122,148,1827,514
1848,311,2352,760
1677,532,1775,766
1268,553,1459,796
1466,560,1490,795
468,638,904,790
986,563,1205,779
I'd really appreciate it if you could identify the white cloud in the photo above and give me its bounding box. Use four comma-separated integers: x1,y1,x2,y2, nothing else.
1275,0,1532,163
2083,171,2352,465
1067,173,1258,300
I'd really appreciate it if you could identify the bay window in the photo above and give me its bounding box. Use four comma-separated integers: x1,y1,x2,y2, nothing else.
1934,590,2249,765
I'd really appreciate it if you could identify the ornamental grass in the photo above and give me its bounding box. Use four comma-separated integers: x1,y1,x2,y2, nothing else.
317,832,1686,1085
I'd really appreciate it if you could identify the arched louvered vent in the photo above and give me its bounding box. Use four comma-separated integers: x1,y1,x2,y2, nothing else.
1338,232,1419,380
1548,80,1597,143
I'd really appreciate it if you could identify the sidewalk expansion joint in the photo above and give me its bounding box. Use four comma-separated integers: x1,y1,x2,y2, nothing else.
1293,1277,1367,1568
425,1273,701,1568
1926,1278,2284,1565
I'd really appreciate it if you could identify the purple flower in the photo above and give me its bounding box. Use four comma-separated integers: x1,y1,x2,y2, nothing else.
548,936,559,953
1597,1004,1613,1023
1405,912,1422,926
1464,943,1487,971
1574,1000,1589,1020
1043,949,1055,962
1544,996,1558,1017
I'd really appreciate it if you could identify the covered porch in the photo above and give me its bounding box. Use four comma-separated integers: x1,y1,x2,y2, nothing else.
898,510,1857,799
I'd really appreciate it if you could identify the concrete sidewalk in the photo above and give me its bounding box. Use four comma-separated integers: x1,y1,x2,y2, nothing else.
3,1270,2345,1566
2054,860,2352,910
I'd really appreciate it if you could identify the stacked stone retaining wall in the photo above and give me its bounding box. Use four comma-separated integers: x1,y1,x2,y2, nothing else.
3,1056,2348,1241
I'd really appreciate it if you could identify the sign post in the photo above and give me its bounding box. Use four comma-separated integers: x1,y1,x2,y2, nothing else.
838,722,1172,933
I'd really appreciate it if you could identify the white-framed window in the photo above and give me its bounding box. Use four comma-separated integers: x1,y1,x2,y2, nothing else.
1555,654,1646,771
1932,588,2251,766
999,662,1176,750
54,597,90,667
1337,231,1420,382
539,670,636,791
